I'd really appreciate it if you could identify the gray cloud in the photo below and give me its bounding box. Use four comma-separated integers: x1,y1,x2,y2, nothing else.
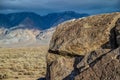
0,0,120,15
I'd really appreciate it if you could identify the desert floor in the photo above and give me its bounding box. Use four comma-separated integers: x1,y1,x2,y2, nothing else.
0,46,48,80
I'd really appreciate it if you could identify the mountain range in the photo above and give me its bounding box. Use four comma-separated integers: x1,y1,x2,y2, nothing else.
0,11,89,30
0,11,89,47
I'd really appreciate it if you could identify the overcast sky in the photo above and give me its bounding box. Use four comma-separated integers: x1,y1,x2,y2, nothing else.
0,0,120,15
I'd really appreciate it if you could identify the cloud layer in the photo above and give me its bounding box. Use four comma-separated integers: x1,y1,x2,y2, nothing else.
0,0,120,15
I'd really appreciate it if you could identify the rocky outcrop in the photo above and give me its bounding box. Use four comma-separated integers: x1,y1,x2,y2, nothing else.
46,12,120,80
75,48,120,80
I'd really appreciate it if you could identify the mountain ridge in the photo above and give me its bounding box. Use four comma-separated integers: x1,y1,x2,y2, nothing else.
0,11,89,30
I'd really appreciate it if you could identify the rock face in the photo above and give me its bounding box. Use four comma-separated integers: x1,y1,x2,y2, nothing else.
49,13,120,55
46,12,120,80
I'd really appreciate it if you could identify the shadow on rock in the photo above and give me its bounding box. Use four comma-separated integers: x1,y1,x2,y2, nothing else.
63,56,84,80
37,77,46,80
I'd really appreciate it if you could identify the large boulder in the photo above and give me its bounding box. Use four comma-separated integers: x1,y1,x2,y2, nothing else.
46,12,120,80
49,12,120,55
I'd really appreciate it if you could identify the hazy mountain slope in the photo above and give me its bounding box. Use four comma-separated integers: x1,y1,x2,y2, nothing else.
0,27,55,47
7,12,43,29
0,14,10,27
0,11,89,29
43,11,89,28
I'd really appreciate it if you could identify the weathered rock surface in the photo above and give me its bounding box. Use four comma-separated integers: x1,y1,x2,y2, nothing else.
49,12,120,55
46,12,120,80
75,48,120,80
